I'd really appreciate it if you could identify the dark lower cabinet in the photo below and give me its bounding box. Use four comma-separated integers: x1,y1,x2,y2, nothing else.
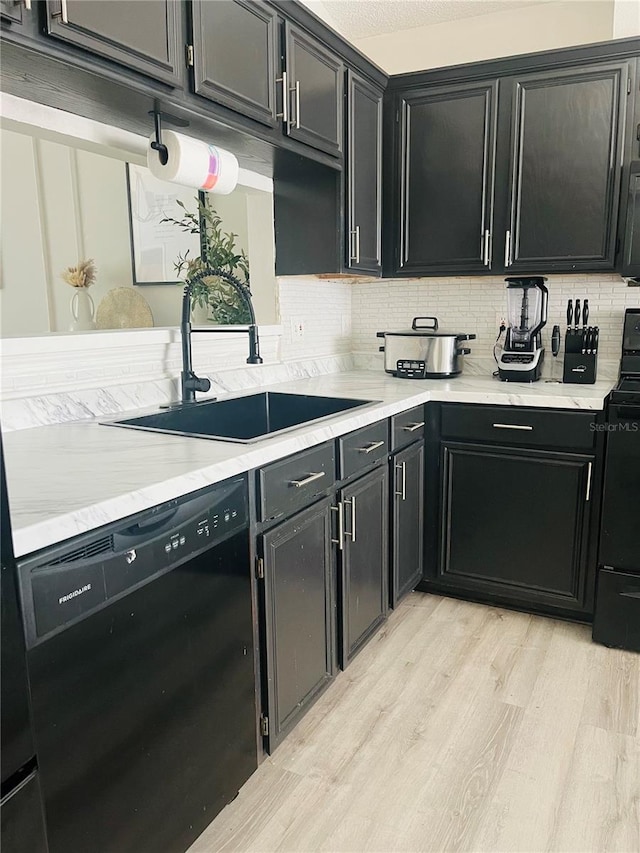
259,497,336,753
44,0,182,86
0,771,48,853
391,441,424,607
393,79,498,275
345,70,383,274
283,21,343,156
439,442,594,615
504,62,630,271
191,0,278,127
340,465,388,666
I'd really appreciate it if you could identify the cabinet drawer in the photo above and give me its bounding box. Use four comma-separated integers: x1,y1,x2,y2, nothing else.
391,406,425,450
441,404,596,449
259,443,335,522
338,420,389,480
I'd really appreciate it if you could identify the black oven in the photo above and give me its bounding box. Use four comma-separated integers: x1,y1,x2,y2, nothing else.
593,309,640,651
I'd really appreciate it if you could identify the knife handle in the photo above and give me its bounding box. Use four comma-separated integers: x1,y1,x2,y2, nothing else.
593,326,599,354
567,299,573,328
583,299,589,328
575,299,581,328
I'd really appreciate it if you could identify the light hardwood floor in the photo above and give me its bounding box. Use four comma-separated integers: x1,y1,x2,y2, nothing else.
189,594,640,853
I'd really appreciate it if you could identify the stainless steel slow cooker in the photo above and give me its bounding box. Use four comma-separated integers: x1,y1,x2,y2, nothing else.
376,317,476,379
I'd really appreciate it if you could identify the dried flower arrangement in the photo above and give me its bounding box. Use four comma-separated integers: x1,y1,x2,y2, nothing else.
61,259,97,289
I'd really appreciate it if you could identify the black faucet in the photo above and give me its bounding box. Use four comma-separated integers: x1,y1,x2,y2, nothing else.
177,267,263,407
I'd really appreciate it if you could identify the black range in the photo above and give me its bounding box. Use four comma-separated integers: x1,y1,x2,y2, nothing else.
593,308,640,651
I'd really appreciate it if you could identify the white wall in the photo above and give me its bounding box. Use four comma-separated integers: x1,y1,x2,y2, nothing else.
613,0,640,37
353,1,616,73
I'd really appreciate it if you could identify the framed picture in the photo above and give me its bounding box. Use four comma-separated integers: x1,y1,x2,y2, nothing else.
126,163,201,285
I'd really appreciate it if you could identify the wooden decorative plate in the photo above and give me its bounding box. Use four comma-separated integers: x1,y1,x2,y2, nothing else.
95,287,154,330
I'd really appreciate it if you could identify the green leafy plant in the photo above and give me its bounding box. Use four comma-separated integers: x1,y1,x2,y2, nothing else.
161,197,251,324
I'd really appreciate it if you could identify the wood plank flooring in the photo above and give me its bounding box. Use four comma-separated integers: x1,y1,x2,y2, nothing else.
188,594,640,853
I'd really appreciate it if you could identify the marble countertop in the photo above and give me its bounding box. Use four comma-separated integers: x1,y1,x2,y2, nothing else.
4,371,614,558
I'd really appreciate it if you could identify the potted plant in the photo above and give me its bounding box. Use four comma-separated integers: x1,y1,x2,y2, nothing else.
161,196,251,324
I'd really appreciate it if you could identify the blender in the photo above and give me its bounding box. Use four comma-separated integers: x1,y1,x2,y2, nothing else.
497,276,548,382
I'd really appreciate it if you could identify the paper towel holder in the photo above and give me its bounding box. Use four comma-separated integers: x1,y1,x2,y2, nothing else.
148,109,189,167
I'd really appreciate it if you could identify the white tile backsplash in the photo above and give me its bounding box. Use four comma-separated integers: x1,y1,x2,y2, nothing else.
351,274,640,366
277,277,352,360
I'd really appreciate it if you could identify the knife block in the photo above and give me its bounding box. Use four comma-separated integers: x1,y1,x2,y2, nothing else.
563,352,597,384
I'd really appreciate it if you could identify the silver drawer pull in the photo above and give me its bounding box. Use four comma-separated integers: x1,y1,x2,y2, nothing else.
359,440,385,454
402,422,425,432
288,471,325,488
492,423,534,431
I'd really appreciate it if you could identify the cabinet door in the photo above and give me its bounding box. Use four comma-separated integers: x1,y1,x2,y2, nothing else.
259,498,336,753
621,162,640,277
395,80,498,275
391,442,424,607
191,0,278,127
284,21,343,156
1,0,27,25
346,70,383,274
440,442,594,614
44,0,182,86
340,466,388,666
504,63,629,272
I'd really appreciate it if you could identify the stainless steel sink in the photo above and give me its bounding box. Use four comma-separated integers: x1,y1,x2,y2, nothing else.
103,392,375,443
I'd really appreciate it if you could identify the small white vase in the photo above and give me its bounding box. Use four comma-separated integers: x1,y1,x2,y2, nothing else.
70,288,96,331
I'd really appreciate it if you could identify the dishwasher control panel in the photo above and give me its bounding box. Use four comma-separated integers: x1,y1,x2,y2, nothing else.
19,476,248,647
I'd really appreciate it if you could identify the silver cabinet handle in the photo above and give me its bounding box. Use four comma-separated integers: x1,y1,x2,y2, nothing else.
53,0,68,22
276,70,288,124
585,462,592,502
355,225,360,264
290,80,300,128
402,421,424,432
504,230,512,267
395,461,407,500
288,471,325,488
24,0,32,10
492,423,533,431
359,440,385,454
344,496,356,542
483,229,491,266
331,502,344,550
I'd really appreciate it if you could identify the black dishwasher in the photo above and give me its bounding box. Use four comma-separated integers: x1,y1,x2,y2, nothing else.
18,475,257,853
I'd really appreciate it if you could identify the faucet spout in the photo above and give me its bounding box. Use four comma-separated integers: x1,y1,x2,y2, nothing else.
176,268,262,406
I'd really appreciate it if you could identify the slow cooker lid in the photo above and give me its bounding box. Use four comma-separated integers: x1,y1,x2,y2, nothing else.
377,316,476,340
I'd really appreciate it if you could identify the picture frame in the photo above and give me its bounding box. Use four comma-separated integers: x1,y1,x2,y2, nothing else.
125,163,201,286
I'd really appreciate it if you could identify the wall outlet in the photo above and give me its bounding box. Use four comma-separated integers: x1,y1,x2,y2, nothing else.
290,318,305,340
495,312,507,331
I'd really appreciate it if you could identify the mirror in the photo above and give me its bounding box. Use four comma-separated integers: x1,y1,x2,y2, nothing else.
0,123,278,337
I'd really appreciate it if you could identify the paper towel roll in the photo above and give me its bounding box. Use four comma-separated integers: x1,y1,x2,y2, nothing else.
147,130,239,195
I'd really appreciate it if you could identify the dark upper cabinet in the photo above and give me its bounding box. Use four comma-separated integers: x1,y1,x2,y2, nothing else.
391,440,424,607
1,0,29,25
394,80,498,275
345,70,383,274
44,0,182,86
504,62,630,272
439,442,595,616
283,21,343,157
190,0,278,127
621,161,640,276
259,498,336,753
340,465,388,667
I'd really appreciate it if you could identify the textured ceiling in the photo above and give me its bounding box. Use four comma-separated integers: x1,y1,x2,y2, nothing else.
307,0,552,40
